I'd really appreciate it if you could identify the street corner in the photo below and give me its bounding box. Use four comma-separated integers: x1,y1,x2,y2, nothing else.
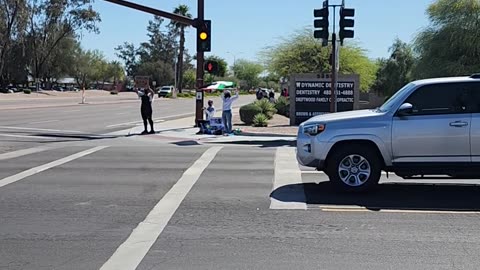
122,124,297,148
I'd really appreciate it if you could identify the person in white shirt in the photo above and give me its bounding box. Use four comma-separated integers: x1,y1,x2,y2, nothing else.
197,100,217,135
221,89,239,135
204,99,216,120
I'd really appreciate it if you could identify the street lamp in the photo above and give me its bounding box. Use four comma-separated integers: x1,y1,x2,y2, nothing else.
226,51,243,76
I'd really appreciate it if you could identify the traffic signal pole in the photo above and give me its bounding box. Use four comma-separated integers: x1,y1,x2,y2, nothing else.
314,1,354,113
195,0,205,127
331,33,337,113
102,0,208,127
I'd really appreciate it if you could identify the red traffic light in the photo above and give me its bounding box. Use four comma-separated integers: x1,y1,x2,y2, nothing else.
204,60,219,75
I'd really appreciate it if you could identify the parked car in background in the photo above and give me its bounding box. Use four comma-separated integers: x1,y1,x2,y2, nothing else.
297,74,480,193
157,86,174,97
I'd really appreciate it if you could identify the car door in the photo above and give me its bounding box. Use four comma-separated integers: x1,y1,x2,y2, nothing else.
392,83,471,164
469,82,480,162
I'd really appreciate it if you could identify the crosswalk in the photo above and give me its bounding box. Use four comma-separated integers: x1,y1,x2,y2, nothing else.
1,144,480,269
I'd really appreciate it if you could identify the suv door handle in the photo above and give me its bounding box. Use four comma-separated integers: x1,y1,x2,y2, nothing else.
450,121,469,127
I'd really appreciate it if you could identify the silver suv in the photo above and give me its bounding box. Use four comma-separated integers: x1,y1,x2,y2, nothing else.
297,75,480,192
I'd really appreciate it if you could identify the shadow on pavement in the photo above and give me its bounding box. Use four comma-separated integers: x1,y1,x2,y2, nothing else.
171,140,202,146
238,132,296,138
271,182,480,211
209,139,296,148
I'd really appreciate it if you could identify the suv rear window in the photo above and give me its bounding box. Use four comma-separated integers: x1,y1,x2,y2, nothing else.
405,83,469,115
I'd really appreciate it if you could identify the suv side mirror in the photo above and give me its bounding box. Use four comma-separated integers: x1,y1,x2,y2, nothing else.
397,103,413,116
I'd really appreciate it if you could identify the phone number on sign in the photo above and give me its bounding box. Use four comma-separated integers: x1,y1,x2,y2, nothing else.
323,90,353,96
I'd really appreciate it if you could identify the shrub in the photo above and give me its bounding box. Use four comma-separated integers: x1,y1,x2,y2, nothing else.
239,103,262,125
165,93,172,98
252,113,268,127
177,93,193,98
23,89,31,94
275,96,290,117
254,98,277,120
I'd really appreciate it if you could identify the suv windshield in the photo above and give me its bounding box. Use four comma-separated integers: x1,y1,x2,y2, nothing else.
378,83,414,113
160,87,171,91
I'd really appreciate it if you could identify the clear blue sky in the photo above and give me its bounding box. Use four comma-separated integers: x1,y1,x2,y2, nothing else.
80,0,434,66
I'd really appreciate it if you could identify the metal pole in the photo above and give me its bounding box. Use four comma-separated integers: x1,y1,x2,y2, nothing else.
103,0,195,26
331,33,337,113
330,6,337,113
195,0,205,126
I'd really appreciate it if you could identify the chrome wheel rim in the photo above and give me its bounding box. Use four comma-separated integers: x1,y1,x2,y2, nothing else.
338,154,371,187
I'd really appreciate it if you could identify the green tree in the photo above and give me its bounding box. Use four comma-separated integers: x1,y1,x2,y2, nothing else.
43,36,79,84
414,0,480,78
206,55,228,77
372,39,415,97
232,59,264,89
107,61,125,85
136,61,174,86
182,68,196,89
170,4,192,93
115,42,138,77
0,0,28,88
262,28,378,92
139,16,177,65
25,0,101,82
73,48,96,90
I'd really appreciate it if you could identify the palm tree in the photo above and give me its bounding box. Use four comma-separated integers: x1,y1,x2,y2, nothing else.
171,4,192,93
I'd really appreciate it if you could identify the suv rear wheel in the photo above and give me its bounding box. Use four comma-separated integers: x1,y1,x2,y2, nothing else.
326,144,382,192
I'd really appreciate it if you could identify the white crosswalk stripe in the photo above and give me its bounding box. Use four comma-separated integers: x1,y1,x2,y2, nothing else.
270,147,307,210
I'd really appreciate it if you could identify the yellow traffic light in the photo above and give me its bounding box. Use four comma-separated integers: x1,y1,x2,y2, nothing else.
199,32,208,40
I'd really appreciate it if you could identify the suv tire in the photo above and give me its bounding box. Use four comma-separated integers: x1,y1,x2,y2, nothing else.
326,144,382,193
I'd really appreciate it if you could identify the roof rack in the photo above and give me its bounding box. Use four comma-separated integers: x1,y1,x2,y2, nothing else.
470,74,480,79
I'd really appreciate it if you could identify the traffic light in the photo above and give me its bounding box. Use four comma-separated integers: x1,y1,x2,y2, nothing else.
339,7,355,45
197,20,211,52
204,60,219,75
313,6,329,44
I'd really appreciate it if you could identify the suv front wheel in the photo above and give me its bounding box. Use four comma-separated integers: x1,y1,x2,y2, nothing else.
326,144,382,193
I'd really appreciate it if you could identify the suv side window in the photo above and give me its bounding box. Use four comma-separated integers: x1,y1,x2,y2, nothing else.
468,82,480,113
405,83,469,115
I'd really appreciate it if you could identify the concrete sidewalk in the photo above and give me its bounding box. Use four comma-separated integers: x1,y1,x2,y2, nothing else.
112,110,296,147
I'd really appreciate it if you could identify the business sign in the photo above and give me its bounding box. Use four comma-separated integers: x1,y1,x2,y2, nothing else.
134,76,150,89
289,74,360,125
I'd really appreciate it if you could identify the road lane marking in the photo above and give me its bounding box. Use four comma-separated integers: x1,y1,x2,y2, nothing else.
0,133,56,140
0,146,57,161
28,119,60,124
270,147,307,210
316,205,480,214
100,146,222,270
0,146,107,189
106,118,166,128
106,112,195,128
0,125,83,133
301,170,388,175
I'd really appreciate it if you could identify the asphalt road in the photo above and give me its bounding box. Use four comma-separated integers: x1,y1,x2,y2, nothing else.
0,94,254,154
1,99,480,270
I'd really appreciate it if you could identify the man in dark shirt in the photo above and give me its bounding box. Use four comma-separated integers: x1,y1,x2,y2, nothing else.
138,88,155,135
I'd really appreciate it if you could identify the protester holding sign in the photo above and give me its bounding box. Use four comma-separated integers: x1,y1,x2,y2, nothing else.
221,89,239,135
138,88,155,135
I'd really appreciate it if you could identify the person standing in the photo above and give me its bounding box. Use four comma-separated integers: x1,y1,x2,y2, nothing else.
221,89,239,135
138,87,155,135
269,90,275,103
